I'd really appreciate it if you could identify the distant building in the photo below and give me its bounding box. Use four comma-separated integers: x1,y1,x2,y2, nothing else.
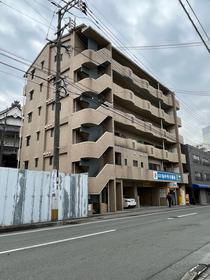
196,126,210,152
203,125,210,144
0,101,22,168
183,144,210,205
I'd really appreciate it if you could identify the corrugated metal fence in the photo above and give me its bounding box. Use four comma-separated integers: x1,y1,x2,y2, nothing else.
0,167,88,227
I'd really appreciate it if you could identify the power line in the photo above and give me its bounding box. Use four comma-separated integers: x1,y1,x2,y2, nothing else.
185,0,210,41
0,0,56,31
178,0,210,53
116,41,208,50
22,0,51,24
0,57,179,143
1,36,206,129
0,25,204,141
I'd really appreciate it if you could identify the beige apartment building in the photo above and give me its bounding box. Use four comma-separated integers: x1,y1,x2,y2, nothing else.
19,24,188,214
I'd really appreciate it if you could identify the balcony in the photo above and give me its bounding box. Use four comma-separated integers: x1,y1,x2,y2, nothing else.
112,59,173,107
73,48,111,71
114,136,179,163
114,111,176,143
113,84,175,125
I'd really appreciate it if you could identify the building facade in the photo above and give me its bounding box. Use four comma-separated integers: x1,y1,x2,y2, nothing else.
0,101,22,168
183,144,210,205
20,24,188,213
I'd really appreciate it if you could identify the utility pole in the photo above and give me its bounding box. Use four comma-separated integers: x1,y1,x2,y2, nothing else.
50,0,87,221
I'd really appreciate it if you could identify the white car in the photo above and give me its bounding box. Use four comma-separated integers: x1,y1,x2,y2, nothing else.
123,198,136,208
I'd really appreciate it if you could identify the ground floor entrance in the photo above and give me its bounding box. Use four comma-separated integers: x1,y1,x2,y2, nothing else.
89,179,186,214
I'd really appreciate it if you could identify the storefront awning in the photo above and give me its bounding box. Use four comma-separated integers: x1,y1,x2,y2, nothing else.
193,184,210,189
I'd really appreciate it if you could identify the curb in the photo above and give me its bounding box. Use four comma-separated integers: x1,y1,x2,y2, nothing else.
0,205,204,234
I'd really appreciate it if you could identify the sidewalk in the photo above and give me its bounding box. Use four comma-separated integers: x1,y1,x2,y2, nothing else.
0,205,204,234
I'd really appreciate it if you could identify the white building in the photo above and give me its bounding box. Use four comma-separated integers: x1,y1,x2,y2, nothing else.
0,101,22,167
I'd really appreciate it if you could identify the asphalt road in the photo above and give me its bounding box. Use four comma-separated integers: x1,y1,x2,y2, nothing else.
1,206,210,280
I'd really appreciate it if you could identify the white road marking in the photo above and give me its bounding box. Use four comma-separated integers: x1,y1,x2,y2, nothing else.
0,206,208,238
0,229,116,255
177,213,197,218
167,212,198,220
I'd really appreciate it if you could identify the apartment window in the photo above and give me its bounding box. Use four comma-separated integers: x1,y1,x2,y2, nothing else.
28,112,32,123
115,152,122,165
29,90,34,100
124,159,127,166
40,83,43,92
31,69,35,80
40,60,45,70
141,162,144,168
49,156,53,165
193,154,200,163
38,106,41,116
24,160,29,169
52,102,55,111
35,158,39,167
26,136,31,146
36,131,40,141
133,160,138,167
194,172,202,180
50,128,54,137
202,158,209,166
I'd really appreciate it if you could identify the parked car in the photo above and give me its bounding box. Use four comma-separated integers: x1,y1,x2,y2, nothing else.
123,197,136,208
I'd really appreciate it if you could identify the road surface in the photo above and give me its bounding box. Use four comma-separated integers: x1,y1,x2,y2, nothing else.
1,206,210,280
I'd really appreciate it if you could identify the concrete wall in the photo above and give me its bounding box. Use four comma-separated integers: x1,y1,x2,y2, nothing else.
0,167,88,227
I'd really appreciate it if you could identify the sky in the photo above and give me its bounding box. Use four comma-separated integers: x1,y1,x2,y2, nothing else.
0,0,210,146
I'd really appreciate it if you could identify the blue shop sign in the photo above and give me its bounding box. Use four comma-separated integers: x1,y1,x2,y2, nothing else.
153,171,181,182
